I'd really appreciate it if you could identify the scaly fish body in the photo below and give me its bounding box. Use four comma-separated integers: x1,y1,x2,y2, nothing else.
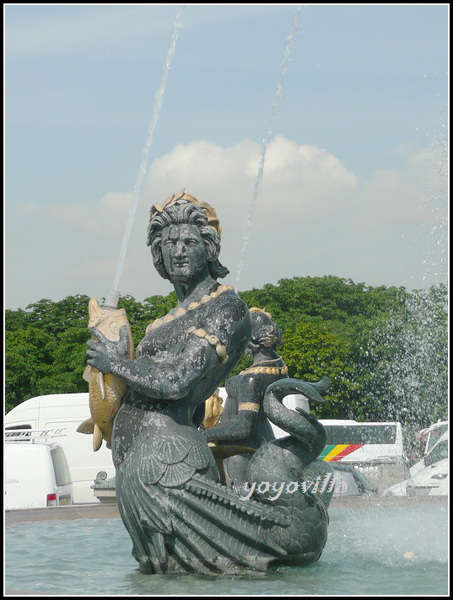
77,298,134,451
203,390,224,430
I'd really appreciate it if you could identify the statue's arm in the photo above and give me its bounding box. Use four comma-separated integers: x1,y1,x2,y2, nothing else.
204,375,259,443
204,406,258,443
86,291,251,400
87,325,224,400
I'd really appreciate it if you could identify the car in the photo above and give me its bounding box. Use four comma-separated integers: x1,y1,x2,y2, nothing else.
5,428,73,510
409,420,448,477
330,462,378,497
406,458,448,496
5,393,115,504
384,430,448,497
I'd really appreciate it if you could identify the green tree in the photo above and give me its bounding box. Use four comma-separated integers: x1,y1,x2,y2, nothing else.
5,280,447,436
240,275,406,333
25,294,90,334
239,276,408,420
5,308,29,332
5,327,55,411
4,292,180,411
280,319,355,419
36,325,91,396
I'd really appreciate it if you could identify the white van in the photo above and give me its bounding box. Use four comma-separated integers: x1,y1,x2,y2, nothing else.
4,393,114,504
416,420,448,461
5,428,73,510
384,430,448,497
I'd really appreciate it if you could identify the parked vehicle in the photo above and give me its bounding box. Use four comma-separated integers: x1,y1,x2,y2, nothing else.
5,428,73,510
270,407,405,472
318,420,405,464
220,388,405,492
330,463,378,498
314,419,406,491
418,420,448,456
5,393,115,504
409,420,449,477
384,430,448,497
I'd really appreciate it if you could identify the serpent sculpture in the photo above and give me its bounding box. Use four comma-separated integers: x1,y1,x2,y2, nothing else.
85,190,333,574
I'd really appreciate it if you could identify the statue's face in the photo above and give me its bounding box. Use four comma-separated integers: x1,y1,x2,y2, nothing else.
161,223,208,283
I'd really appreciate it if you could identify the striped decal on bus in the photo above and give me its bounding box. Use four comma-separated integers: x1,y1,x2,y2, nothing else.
319,444,364,461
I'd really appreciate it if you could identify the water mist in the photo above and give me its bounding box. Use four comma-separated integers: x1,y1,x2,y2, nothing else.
235,5,302,291
107,6,184,307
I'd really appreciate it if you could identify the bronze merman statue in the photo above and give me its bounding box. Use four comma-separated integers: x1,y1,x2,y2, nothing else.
204,308,289,490
86,189,332,575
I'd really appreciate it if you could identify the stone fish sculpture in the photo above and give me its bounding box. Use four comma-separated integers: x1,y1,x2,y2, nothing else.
84,189,332,574
78,298,134,450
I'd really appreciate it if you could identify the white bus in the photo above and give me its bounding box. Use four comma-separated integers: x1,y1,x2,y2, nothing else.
318,420,406,491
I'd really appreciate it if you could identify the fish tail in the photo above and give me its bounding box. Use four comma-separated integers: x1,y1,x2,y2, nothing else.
77,418,95,435
93,424,103,452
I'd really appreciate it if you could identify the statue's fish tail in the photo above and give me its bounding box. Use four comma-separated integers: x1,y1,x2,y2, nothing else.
263,377,329,463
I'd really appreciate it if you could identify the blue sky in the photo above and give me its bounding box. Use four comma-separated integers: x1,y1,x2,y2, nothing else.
4,4,448,310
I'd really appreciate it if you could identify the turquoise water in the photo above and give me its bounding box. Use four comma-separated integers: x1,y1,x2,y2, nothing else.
5,503,448,595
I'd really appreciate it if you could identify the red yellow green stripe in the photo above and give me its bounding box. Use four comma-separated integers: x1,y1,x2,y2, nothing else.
320,444,364,461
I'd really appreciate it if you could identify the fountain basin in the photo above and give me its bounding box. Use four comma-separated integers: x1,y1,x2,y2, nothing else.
6,497,448,595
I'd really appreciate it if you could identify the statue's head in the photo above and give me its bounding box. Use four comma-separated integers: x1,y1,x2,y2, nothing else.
246,308,282,355
147,189,229,282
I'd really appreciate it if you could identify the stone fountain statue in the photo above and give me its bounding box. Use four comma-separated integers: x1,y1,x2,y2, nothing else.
84,189,332,574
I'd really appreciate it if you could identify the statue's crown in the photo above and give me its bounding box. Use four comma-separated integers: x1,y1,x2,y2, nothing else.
150,188,221,237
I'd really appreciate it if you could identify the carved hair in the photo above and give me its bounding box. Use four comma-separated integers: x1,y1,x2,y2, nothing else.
247,308,282,354
146,200,229,281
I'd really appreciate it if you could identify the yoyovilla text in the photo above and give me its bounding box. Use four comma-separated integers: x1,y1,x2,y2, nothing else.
240,473,346,501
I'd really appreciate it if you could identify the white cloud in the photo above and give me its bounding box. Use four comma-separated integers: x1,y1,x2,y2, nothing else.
143,135,359,230
5,134,447,310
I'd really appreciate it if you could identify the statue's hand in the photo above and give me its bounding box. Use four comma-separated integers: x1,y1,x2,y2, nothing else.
86,325,129,374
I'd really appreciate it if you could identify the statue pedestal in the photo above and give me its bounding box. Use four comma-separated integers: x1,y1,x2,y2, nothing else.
91,471,116,504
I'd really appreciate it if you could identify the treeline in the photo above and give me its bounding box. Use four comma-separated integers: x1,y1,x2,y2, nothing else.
5,276,448,450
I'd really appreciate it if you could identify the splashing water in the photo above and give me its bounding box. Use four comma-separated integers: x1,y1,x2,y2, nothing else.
418,132,448,288
350,129,448,453
235,5,302,291
111,6,184,296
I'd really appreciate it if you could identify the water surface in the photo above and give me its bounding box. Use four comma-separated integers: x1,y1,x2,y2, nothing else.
5,501,448,595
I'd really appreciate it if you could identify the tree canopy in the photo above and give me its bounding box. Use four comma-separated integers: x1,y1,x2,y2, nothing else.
5,276,448,454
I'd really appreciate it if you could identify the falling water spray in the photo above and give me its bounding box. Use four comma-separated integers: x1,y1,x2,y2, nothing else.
105,6,184,308
234,5,301,292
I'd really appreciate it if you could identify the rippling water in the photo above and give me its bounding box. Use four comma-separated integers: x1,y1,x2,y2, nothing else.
5,502,448,595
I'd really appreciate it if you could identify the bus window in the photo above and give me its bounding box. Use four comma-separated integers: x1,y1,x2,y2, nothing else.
324,424,398,446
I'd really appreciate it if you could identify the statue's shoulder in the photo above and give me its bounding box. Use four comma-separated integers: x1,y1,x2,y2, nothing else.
211,285,250,321
194,285,251,360
205,286,251,339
